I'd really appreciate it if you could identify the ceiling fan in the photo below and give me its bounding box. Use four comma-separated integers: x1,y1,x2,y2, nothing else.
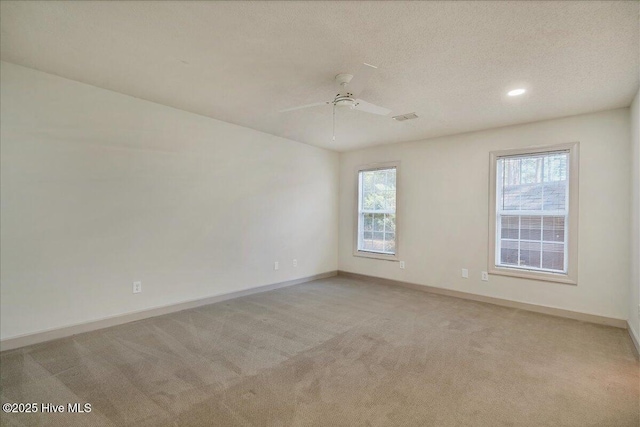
279,63,391,140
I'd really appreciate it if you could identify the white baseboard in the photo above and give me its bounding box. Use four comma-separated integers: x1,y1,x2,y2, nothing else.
628,321,640,358
338,271,628,329
0,271,337,352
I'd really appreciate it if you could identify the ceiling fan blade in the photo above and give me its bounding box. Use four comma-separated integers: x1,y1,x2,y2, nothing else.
279,101,330,113
353,99,391,116
346,63,377,97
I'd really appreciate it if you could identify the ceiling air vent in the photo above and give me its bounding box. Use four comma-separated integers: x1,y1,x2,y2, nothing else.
392,112,419,121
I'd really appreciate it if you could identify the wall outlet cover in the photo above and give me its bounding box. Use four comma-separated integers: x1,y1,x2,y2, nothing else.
462,268,469,278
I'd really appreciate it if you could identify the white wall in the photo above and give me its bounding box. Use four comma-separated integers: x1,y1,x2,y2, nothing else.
339,109,631,320
630,89,640,342
0,62,339,340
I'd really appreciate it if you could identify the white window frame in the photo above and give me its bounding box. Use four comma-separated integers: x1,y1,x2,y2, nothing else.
488,142,579,285
353,161,400,261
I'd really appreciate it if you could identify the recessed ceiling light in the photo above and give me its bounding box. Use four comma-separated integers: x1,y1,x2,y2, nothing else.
507,88,526,96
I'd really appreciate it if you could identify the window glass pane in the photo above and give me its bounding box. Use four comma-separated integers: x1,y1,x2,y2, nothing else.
542,182,566,210
542,216,564,242
386,214,396,232
520,157,542,184
362,192,373,210
384,233,395,253
503,158,520,186
502,188,522,211
520,216,542,241
544,154,567,182
388,169,396,185
542,243,564,271
373,215,385,232
362,169,396,211
500,215,519,239
386,191,396,210
523,185,543,210
499,152,567,211
519,241,541,268
363,214,373,232
500,240,519,265
501,177,543,211
363,172,374,192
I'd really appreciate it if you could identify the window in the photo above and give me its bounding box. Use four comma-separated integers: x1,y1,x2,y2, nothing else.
355,163,398,260
489,143,579,284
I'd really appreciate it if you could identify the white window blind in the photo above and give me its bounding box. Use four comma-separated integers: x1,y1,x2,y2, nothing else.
357,167,396,255
496,150,569,273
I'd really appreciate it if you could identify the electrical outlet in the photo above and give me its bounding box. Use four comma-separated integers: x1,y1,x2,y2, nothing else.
293,259,297,267
133,281,142,294
274,261,279,271
399,261,405,269
462,268,468,278
481,271,489,281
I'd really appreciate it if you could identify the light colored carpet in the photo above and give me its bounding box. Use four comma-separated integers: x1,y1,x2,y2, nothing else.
1,276,638,426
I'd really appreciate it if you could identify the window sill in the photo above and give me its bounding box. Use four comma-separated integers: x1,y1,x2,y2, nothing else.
353,250,399,262
489,266,576,285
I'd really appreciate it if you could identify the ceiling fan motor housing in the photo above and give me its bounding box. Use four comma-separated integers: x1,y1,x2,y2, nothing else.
333,73,357,107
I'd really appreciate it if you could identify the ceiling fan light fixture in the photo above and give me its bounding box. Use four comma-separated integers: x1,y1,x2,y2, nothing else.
334,97,356,107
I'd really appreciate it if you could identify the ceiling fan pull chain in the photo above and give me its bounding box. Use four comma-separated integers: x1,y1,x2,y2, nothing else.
332,103,336,141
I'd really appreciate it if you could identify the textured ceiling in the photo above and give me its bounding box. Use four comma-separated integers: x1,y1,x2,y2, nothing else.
1,1,638,152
